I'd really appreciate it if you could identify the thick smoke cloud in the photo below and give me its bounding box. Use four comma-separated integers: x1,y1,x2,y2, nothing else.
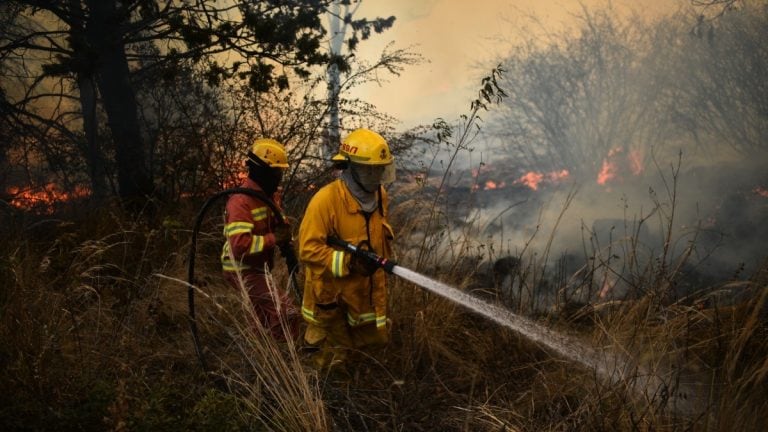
397,4,768,310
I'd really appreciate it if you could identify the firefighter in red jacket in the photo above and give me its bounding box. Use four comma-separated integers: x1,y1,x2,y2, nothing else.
298,128,396,368
221,138,299,340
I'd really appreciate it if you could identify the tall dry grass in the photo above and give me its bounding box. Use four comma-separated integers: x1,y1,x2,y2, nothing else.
174,252,330,431
1,149,766,431
376,151,768,431
0,203,326,431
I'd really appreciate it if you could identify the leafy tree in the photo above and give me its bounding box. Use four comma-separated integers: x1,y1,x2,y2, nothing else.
0,0,394,211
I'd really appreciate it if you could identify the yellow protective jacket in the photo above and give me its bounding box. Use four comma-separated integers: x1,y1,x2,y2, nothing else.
298,179,394,331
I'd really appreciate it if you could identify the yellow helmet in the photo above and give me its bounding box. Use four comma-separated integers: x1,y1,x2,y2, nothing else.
248,138,289,168
335,128,393,165
336,129,396,185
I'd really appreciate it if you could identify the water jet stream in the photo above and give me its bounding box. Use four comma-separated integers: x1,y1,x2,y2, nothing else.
393,265,706,416
326,235,706,416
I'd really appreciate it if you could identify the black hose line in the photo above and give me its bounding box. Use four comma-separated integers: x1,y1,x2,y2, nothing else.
186,187,301,373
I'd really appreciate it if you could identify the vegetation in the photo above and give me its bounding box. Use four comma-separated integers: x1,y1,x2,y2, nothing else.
1,1,767,431
0,0,395,208
1,138,766,431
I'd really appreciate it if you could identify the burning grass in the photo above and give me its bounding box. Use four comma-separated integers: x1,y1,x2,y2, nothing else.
1,171,767,431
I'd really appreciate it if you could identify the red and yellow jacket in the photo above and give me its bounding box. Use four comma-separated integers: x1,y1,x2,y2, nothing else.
221,179,283,274
298,179,394,329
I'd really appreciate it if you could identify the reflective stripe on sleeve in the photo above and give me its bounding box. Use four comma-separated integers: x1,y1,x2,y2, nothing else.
224,221,253,237
251,207,268,222
331,250,346,278
376,315,388,328
249,235,265,253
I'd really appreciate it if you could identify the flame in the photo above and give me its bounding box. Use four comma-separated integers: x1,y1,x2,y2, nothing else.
484,180,506,190
548,169,570,182
754,186,768,198
597,147,644,185
7,183,90,213
516,171,544,190
597,158,618,185
513,169,569,191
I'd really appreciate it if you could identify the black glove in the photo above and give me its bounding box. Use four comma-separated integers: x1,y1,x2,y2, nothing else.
273,223,292,245
348,241,379,276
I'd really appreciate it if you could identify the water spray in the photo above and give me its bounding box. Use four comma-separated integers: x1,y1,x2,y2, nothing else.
328,236,705,415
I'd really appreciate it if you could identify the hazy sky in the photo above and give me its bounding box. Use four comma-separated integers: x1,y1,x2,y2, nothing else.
350,0,683,129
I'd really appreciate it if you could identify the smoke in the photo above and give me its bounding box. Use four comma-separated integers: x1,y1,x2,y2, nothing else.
392,3,768,312
473,3,768,283
474,149,768,286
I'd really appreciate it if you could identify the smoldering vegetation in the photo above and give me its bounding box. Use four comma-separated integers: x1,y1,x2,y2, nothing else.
403,2,768,317
1,2,767,432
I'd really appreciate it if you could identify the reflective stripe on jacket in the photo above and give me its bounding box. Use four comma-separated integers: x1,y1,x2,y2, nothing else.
221,178,280,273
298,179,394,328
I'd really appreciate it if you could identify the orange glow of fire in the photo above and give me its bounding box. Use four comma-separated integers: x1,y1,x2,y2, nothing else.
7,183,90,213
517,172,544,190
548,169,570,182
484,180,506,190
513,169,569,191
597,147,645,185
223,171,249,189
754,186,768,198
597,158,618,185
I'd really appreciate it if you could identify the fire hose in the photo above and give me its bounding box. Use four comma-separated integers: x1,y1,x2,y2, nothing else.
187,188,301,373
326,236,397,273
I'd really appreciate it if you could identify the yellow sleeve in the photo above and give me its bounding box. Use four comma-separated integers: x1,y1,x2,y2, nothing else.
298,187,349,278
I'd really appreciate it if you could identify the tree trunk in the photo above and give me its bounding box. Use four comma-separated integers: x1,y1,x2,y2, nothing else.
86,0,154,210
326,1,351,157
76,72,109,201
70,0,108,201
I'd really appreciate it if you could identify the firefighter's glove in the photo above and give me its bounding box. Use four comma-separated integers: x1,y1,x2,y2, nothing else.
348,242,379,277
273,224,292,246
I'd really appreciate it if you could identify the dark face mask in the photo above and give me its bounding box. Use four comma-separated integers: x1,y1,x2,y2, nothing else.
247,162,283,195
349,164,381,193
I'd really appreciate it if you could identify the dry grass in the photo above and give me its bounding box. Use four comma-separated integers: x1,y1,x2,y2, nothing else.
1,175,767,431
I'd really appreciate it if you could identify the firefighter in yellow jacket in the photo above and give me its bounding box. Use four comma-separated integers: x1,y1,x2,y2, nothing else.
298,128,396,368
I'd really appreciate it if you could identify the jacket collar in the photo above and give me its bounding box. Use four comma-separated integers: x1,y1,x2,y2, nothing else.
336,178,364,215
242,177,265,193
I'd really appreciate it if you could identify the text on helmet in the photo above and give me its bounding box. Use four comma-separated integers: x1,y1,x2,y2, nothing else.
341,143,359,154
